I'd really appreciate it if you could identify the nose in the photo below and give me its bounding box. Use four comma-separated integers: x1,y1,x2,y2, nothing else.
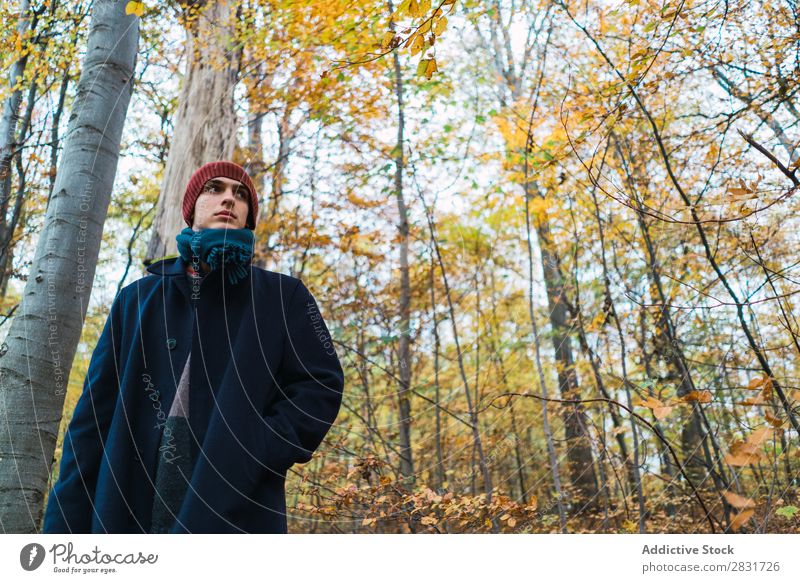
220,186,236,206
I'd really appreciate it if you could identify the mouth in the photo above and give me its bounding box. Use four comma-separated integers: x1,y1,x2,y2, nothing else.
215,211,236,219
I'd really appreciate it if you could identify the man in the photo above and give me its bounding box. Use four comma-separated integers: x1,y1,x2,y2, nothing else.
43,160,344,533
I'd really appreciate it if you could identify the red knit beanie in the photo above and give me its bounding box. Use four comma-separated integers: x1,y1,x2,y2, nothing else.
182,161,259,229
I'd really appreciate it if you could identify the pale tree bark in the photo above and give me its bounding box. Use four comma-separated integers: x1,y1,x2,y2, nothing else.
0,0,138,533
145,0,242,262
387,0,414,484
0,0,40,297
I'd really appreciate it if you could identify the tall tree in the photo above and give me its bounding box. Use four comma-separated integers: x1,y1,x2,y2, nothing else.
145,0,242,261
0,0,139,533
0,0,40,297
388,0,414,484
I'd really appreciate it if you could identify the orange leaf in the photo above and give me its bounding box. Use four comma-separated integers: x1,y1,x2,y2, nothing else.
725,453,760,466
747,427,774,446
420,516,437,526
725,440,763,466
652,405,673,420
740,393,766,406
637,396,673,419
682,390,713,403
723,491,756,509
424,57,438,79
765,411,785,428
730,509,754,532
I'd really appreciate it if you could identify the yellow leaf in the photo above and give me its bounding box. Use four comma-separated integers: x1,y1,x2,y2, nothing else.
723,491,756,509
125,1,144,17
409,0,420,17
747,376,767,390
434,16,448,36
730,509,754,532
403,31,417,48
395,0,411,16
410,34,425,56
381,32,395,50
703,143,720,165
424,57,438,79
507,517,517,528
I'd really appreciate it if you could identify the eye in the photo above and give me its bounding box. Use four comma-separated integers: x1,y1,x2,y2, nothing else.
235,189,248,201
204,182,220,193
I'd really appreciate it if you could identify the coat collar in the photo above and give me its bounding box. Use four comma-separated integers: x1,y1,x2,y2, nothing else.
144,255,251,302
146,255,187,276
146,256,197,302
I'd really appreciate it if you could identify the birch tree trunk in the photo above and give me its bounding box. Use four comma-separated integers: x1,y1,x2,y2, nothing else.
0,0,138,533
388,0,414,484
145,0,242,262
0,0,37,297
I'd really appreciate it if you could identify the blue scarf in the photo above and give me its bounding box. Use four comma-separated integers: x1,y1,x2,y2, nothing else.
175,227,255,285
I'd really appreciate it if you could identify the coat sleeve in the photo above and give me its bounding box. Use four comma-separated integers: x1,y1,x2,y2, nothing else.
261,278,344,473
41,292,124,533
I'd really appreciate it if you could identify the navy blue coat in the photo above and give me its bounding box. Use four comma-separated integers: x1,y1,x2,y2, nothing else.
42,256,344,533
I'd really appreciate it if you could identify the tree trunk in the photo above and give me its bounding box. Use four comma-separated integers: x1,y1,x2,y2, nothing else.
532,205,600,507
0,0,38,297
388,0,414,484
0,0,138,533
145,0,242,262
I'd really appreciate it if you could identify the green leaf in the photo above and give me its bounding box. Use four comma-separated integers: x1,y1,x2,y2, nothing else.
775,505,799,519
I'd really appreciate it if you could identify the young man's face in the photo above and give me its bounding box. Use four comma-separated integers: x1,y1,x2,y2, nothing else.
191,176,250,230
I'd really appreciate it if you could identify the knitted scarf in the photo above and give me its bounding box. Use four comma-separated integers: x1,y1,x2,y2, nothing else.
176,227,255,285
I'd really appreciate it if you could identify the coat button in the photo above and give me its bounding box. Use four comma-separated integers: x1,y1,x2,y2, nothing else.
166,338,177,350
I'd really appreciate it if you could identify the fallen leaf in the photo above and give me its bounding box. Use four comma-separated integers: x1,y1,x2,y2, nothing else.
420,516,437,526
